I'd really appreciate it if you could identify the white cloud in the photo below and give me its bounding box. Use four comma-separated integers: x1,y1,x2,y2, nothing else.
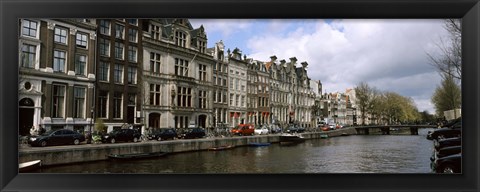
244,19,449,113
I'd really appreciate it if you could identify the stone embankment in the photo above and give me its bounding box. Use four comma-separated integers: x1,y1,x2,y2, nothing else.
19,127,358,166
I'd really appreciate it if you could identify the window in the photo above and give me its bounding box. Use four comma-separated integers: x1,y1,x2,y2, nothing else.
113,92,122,119
217,91,221,103
128,28,137,42
223,79,227,86
127,19,138,25
235,79,239,90
52,84,65,118
174,58,188,76
22,20,38,38
100,20,111,35
241,96,245,107
114,64,123,84
54,27,68,44
98,61,109,82
241,85,245,92
236,95,239,107
151,24,161,40
53,50,66,72
230,93,233,106
176,87,192,107
198,90,207,109
223,92,226,104
213,76,217,85
198,64,207,81
127,66,136,85
21,44,36,68
115,24,125,39
198,40,206,53
150,52,161,73
213,63,217,71
75,55,86,76
73,87,85,118
99,38,110,56
175,31,186,47
98,90,108,118
76,32,88,48
128,45,137,62
149,84,161,106
115,42,124,60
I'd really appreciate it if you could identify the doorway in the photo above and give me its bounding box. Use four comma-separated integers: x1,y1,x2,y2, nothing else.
19,98,34,136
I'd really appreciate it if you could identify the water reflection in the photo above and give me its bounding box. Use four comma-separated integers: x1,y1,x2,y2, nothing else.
35,128,434,174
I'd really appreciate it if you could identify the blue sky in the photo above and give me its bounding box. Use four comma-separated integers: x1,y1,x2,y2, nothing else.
190,19,451,114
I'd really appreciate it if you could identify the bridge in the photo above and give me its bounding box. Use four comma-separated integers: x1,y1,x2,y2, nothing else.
352,125,435,135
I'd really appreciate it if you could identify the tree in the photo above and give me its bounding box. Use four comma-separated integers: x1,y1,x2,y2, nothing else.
431,75,461,116
354,82,376,125
426,19,461,80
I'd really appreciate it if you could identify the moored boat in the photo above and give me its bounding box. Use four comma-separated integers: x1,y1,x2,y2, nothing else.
279,134,306,145
320,134,329,139
108,151,168,160
208,145,234,151
248,142,271,147
19,160,42,172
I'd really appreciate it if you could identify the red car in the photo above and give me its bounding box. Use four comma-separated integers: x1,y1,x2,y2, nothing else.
231,124,255,136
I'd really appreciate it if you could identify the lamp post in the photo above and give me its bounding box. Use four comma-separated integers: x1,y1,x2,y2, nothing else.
88,107,94,144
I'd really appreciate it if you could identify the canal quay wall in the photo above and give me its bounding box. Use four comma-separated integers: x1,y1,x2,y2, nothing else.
19,127,358,166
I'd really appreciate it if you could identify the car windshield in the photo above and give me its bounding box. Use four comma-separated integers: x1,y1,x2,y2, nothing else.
41,129,56,136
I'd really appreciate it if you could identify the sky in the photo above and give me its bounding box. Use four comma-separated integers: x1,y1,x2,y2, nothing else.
190,19,452,114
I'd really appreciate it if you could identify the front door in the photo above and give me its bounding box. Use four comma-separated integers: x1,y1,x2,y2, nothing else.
127,106,135,124
19,98,35,136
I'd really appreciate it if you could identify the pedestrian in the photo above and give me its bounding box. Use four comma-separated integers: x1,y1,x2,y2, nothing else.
39,125,46,135
29,126,37,136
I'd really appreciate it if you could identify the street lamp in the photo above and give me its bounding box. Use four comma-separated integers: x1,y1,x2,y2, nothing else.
88,107,94,144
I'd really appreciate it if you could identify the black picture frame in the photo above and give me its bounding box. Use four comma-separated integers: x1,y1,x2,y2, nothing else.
1,0,479,192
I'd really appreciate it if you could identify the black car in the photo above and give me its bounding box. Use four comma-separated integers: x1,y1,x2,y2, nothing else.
150,128,178,141
432,153,461,173
427,118,461,140
434,137,461,151
180,128,206,139
102,129,141,143
29,129,85,147
286,125,305,133
430,145,461,162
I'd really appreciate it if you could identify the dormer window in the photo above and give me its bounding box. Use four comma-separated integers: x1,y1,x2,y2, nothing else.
150,24,161,40
175,31,186,47
198,40,206,53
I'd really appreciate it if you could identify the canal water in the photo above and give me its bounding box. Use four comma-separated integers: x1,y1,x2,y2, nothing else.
34,128,435,174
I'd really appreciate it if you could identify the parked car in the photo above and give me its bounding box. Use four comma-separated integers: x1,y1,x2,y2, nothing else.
254,126,269,135
29,129,85,147
432,153,461,173
321,126,330,131
432,145,461,160
102,129,141,143
427,126,461,140
181,128,206,139
328,122,336,130
434,137,461,151
150,128,178,141
270,125,282,134
286,124,305,133
231,124,255,136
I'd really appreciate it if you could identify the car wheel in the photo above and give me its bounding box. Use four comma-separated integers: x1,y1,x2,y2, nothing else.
133,137,139,142
110,138,116,144
73,139,80,145
40,140,47,147
442,164,456,173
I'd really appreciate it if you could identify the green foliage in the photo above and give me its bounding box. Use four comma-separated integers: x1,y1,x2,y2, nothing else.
94,118,107,134
431,75,461,116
